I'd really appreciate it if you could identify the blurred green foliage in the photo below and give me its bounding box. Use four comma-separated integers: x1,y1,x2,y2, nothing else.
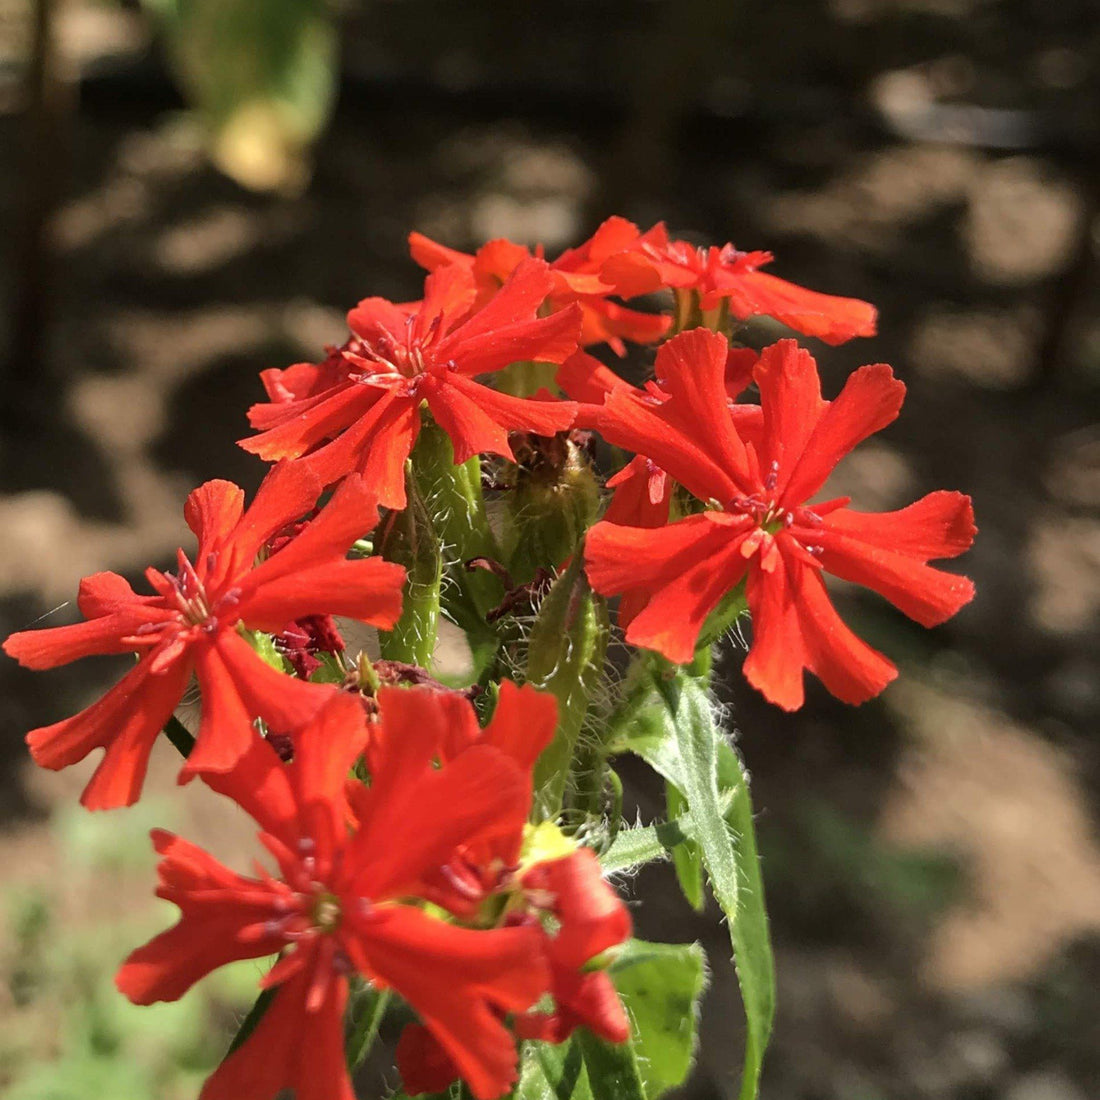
141,0,339,192
1,797,261,1099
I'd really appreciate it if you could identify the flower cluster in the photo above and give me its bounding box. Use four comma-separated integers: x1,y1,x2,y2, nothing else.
4,216,975,1099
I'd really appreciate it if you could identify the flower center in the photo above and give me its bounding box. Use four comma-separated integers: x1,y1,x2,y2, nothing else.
310,890,342,933
345,311,449,387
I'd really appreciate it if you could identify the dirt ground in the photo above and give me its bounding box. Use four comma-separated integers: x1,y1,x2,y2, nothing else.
1,1,1099,1098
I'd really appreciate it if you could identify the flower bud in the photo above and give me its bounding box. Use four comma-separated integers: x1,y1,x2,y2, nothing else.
526,549,610,818
503,431,600,585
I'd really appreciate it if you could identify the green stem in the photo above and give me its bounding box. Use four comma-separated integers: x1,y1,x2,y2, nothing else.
346,985,391,1071
225,985,278,1057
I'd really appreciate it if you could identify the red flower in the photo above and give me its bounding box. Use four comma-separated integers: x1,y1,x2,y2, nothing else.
367,679,558,916
2,466,404,808
514,849,632,1044
117,691,550,1100
585,330,976,710
601,224,877,345
410,217,671,355
241,259,582,509
396,849,632,1094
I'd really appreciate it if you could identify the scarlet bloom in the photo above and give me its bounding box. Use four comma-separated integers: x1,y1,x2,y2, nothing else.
410,216,672,355
2,465,404,808
585,330,976,710
241,258,582,510
513,848,632,1045
398,848,632,1095
383,684,632,1094
117,690,550,1100
601,224,877,346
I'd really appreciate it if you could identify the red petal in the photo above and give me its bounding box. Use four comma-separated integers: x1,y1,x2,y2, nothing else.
742,552,810,711
416,262,480,339
444,373,577,440
409,231,474,272
552,968,631,1044
397,1023,462,1095
725,269,877,345
25,652,191,809
239,474,382,593
781,363,905,507
725,347,759,400
424,379,514,465
752,340,826,499
603,456,671,529
447,304,582,377
791,557,898,704
116,832,287,1005
585,515,750,664
481,680,558,773
576,298,670,352
556,349,628,404
653,329,754,492
598,387,736,507
524,850,631,968
218,463,323,582
183,481,245,553
444,257,553,348
560,215,643,267
238,558,405,633
475,238,534,283
347,295,413,343
348,908,547,1100
813,493,976,627
3,603,167,670
351,743,529,902
187,631,334,775
200,954,354,1100
240,384,379,462
301,389,420,509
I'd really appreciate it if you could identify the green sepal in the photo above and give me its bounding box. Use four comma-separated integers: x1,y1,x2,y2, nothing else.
526,551,610,820
496,359,561,398
242,627,291,674
377,468,443,668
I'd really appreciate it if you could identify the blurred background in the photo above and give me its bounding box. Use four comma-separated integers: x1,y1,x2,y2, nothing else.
1,1,1099,1098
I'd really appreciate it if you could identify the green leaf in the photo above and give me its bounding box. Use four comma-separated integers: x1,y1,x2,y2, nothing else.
629,668,776,1100
716,744,776,1100
666,780,705,911
599,818,686,874
612,939,708,1099
225,985,277,1056
345,984,390,1071
653,675,739,920
516,1039,593,1100
577,1030,647,1100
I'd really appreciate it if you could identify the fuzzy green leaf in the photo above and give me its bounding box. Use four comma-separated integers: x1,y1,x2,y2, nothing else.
612,939,708,1099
